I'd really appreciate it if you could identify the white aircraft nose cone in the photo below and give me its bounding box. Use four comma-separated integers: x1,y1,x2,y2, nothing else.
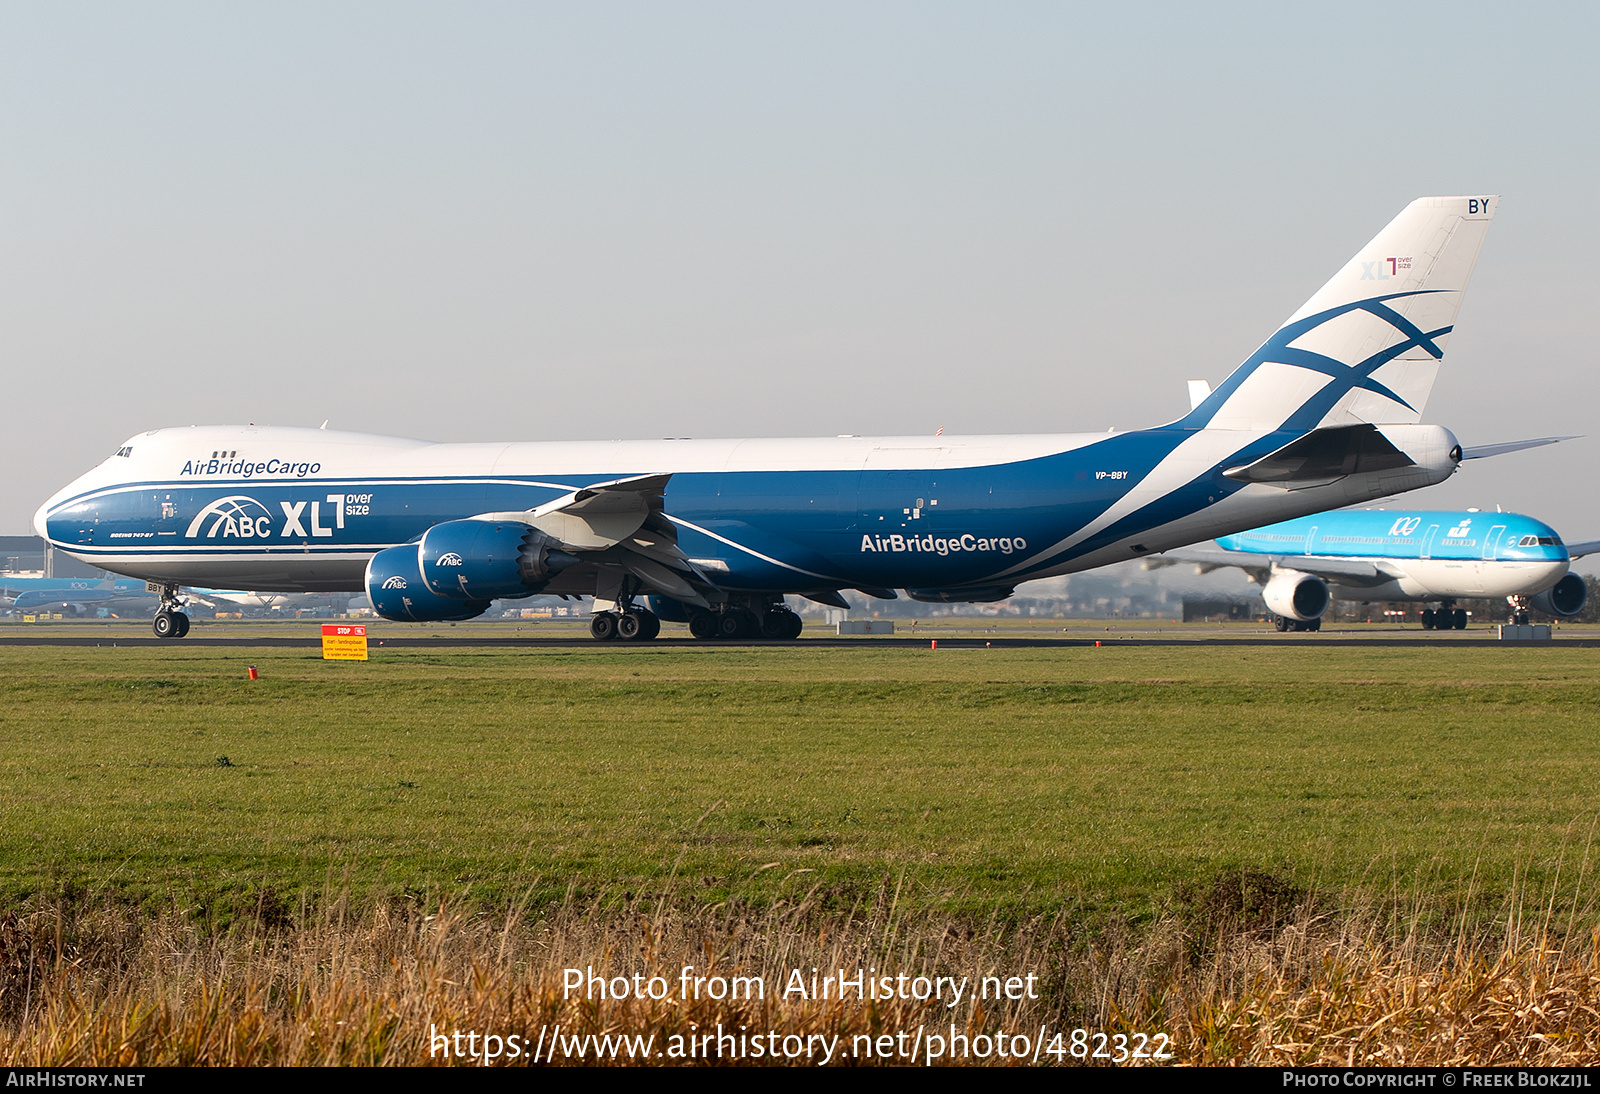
32,500,51,540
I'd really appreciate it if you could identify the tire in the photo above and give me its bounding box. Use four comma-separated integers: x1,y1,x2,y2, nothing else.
173,612,191,638
616,611,642,640
1308,618,1321,632
1420,610,1435,630
153,611,177,639
1273,616,1289,632
781,611,804,639
759,611,788,640
716,612,747,640
589,612,618,641
688,612,717,640
638,611,661,640
1453,609,1468,630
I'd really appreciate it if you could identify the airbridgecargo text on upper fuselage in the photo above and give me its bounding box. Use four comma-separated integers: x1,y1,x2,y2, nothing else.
861,533,1027,556
180,458,322,478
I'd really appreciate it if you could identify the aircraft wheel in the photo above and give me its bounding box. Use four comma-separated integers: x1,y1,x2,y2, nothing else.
153,611,179,639
173,612,191,638
638,610,661,640
589,612,619,641
1420,610,1434,630
720,607,755,639
781,611,804,639
1454,609,1468,630
1273,616,1289,632
616,611,643,640
759,611,788,640
1308,618,1321,632
688,612,717,640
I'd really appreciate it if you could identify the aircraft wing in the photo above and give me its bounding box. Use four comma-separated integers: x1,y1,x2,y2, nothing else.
1565,539,1600,560
1146,546,1391,587
480,473,719,608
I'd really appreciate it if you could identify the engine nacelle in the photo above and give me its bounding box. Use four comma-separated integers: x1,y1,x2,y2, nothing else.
1261,569,1330,622
417,519,578,601
1531,573,1587,617
366,543,492,623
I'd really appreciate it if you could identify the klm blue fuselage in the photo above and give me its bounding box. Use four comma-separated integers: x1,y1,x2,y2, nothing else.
1216,510,1569,566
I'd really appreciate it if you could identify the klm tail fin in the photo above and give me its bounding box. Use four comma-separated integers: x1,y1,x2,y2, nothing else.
1187,195,1497,432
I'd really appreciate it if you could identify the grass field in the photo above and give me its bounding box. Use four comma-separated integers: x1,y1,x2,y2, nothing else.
1,640,1597,921
4,638,1600,1064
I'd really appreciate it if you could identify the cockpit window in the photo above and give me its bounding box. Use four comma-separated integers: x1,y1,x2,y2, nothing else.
1520,535,1562,547
114,447,132,458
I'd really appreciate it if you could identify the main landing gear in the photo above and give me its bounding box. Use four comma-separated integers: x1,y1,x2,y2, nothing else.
151,584,191,639
1421,604,1468,630
589,607,662,642
687,601,803,641
585,585,803,643
1272,616,1321,632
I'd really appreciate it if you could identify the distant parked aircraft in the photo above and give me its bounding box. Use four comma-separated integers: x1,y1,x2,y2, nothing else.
2,575,156,616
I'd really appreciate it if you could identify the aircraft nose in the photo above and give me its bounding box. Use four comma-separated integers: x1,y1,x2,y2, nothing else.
32,499,51,540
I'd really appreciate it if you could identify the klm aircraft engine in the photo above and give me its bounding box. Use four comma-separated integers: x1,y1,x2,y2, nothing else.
1262,569,1330,630
366,520,579,622
1531,573,1588,617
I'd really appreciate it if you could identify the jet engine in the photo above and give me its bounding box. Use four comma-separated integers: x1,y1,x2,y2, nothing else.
1530,573,1588,617
366,543,492,623
417,520,579,601
1261,569,1330,622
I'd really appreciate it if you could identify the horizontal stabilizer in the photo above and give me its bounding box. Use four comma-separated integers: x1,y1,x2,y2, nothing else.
1458,436,1577,460
1223,424,1413,486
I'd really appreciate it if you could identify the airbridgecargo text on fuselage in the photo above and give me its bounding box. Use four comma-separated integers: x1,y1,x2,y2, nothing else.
180,458,322,478
861,533,1026,556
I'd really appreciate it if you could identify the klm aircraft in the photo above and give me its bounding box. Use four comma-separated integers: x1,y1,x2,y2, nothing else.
1,575,156,617
1149,510,1599,631
37,196,1544,641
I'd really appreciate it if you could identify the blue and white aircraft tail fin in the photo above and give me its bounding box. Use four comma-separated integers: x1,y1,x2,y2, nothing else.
1188,195,1498,433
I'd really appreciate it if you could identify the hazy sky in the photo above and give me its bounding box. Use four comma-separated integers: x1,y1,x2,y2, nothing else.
4,3,1596,561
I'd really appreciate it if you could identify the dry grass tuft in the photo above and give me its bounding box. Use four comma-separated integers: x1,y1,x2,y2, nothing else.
2,874,1599,1065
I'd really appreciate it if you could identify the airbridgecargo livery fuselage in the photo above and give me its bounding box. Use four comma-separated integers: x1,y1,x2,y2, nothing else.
1151,509,1594,631
36,197,1507,640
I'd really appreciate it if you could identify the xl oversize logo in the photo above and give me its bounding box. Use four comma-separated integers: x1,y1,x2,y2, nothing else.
183,494,351,539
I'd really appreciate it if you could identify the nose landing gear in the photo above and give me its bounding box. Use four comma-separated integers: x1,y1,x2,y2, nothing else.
151,584,191,638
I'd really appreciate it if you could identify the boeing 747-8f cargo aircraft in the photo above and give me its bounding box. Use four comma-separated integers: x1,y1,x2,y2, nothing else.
37,197,1535,640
